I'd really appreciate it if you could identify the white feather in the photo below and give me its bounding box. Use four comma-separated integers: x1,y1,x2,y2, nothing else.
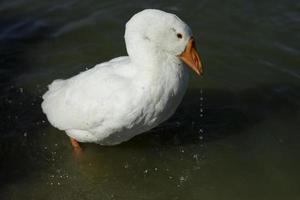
42,9,193,145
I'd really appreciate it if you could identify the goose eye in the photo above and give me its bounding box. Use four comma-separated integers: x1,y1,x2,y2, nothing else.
177,33,183,39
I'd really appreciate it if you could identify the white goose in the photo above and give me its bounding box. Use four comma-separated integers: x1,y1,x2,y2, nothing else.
42,9,202,150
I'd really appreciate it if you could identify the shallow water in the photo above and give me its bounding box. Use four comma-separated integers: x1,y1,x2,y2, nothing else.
1,0,300,199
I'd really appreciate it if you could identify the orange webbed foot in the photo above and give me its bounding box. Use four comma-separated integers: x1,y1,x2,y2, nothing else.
70,137,82,155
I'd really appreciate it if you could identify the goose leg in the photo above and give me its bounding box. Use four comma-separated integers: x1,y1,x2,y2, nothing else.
70,137,82,152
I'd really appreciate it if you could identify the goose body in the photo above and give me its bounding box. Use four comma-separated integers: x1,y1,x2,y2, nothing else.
42,9,202,146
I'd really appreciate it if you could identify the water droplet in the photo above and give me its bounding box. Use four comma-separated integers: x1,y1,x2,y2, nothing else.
277,138,284,143
193,154,199,162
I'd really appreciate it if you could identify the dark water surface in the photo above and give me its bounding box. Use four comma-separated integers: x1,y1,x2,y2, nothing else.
1,0,300,199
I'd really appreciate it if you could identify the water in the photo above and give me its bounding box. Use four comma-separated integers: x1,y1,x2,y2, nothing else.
1,0,300,199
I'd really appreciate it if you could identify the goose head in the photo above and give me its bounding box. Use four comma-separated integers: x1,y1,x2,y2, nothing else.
125,9,203,75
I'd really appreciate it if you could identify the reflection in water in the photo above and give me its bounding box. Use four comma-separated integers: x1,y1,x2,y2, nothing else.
0,0,300,199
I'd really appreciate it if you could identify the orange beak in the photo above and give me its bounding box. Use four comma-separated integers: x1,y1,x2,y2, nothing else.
178,37,203,75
